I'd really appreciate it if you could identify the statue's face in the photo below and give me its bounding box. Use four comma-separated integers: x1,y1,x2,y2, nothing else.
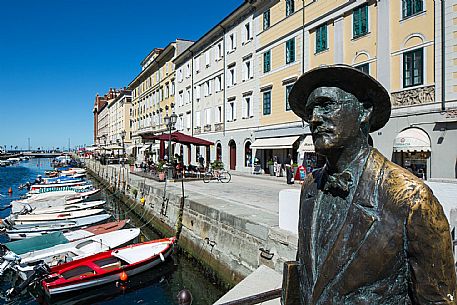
306,87,363,154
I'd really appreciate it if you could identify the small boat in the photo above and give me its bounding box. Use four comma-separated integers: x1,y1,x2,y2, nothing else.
20,189,100,203
11,198,83,214
4,220,129,253
6,209,105,223
42,176,84,184
5,214,112,239
40,237,175,296
29,181,88,191
19,228,141,266
28,185,93,195
22,200,106,215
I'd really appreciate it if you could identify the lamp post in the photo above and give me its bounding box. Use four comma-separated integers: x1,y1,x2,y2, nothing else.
121,130,126,167
163,107,178,165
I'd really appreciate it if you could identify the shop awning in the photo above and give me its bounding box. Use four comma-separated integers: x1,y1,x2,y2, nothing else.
393,128,431,152
297,136,315,153
142,131,214,146
251,136,300,150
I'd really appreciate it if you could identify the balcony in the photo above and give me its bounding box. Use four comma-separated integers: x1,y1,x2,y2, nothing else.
391,85,434,107
194,127,201,135
215,123,224,132
204,124,212,132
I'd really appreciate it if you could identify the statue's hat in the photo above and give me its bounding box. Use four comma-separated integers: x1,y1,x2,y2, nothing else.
288,64,391,132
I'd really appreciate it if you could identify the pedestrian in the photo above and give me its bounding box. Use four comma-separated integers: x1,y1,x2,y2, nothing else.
285,154,293,184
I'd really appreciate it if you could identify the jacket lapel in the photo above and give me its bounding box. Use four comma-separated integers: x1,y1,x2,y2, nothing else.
311,149,386,303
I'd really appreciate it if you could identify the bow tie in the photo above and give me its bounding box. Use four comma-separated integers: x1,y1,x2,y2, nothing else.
323,170,353,196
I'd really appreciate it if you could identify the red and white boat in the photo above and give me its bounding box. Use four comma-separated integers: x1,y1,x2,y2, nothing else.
41,237,176,296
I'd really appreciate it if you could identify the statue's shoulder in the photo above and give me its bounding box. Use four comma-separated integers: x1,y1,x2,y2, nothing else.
375,150,435,208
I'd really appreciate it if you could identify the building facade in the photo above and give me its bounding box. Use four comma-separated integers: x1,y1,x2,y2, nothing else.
128,39,194,162
107,89,132,147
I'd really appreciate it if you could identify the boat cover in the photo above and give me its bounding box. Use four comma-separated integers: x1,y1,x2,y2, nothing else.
6,231,69,255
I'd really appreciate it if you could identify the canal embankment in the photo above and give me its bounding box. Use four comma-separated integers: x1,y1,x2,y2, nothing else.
84,159,298,289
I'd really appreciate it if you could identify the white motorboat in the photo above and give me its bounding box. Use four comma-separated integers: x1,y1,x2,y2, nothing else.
11,198,83,214
29,181,88,191
19,189,100,203
5,214,112,240
6,209,104,223
24,200,105,215
18,228,140,266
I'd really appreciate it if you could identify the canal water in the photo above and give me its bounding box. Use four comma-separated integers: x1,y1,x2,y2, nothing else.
0,158,226,305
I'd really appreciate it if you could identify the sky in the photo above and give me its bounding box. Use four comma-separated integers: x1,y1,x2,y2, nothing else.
0,0,242,151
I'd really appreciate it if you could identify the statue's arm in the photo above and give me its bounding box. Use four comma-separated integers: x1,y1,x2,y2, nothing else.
407,186,457,304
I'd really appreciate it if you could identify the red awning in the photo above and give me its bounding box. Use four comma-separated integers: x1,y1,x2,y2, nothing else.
142,131,214,146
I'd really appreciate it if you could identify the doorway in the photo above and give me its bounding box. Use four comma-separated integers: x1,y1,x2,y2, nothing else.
229,140,236,170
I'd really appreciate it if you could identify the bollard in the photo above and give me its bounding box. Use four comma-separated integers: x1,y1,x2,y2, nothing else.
177,289,192,305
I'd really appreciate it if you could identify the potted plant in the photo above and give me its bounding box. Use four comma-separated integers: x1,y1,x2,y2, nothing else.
267,160,274,176
128,154,135,173
157,160,166,181
211,160,224,170
131,188,138,198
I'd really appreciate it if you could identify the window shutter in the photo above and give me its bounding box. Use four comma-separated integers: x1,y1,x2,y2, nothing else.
242,98,247,118
234,68,237,85
209,80,212,95
249,60,254,78
242,24,246,43
195,57,200,72
353,8,359,37
323,25,327,49
233,101,237,120
196,85,200,99
361,5,368,34
250,20,253,39
249,98,254,117
226,103,230,121
233,32,237,49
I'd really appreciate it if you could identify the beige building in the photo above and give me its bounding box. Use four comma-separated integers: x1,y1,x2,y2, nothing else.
107,89,132,148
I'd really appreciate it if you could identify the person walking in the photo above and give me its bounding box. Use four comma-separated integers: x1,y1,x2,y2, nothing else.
285,154,293,184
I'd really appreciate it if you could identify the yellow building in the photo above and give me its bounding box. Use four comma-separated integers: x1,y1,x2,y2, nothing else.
128,39,193,161
253,0,456,179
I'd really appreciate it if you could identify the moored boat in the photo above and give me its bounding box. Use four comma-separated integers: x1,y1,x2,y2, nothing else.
40,237,175,296
7,208,105,223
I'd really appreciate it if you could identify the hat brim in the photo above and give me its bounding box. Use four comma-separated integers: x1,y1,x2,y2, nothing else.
288,65,391,132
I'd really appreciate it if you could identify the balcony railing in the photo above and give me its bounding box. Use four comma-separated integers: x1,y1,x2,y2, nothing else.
215,123,224,132
391,85,434,107
204,124,212,132
194,127,201,135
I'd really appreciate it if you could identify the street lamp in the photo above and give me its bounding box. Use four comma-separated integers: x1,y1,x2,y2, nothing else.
163,107,178,164
121,130,126,167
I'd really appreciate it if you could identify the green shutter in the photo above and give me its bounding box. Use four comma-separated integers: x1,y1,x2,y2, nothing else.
361,5,368,34
322,24,327,49
353,7,360,37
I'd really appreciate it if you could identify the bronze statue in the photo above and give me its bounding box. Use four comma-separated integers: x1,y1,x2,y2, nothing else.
282,65,456,305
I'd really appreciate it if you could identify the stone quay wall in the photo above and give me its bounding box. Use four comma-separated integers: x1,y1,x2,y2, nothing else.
84,159,297,287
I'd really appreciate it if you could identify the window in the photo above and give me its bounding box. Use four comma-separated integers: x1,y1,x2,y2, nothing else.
205,108,212,125
195,85,201,100
355,63,370,75
186,88,191,104
286,38,295,64
186,112,191,129
242,96,253,118
286,0,294,16
216,106,222,123
205,50,211,67
171,80,175,96
263,91,271,115
195,111,201,127
178,91,184,106
353,5,368,38
228,67,236,87
244,22,251,43
217,43,223,60
243,59,253,81
186,63,191,78
215,75,222,92
195,56,200,72
228,33,236,52
263,50,271,73
285,84,293,111
403,48,423,88
402,0,423,18
207,80,212,95
177,68,183,82
227,100,236,121
316,24,328,53
263,9,270,30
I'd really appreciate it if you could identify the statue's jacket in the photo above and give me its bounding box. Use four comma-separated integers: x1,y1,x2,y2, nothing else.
297,148,457,305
